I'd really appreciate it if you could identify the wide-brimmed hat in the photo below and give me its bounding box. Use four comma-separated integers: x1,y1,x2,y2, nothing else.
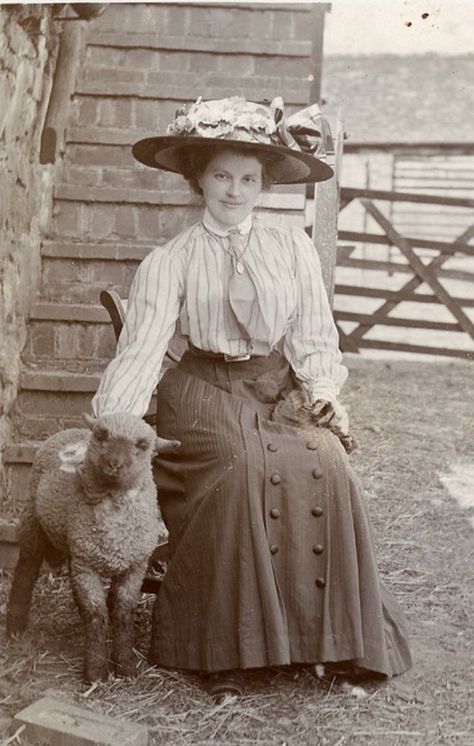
132,96,334,185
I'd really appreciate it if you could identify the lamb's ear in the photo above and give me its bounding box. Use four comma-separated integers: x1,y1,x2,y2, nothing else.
83,413,97,430
154,435,181,455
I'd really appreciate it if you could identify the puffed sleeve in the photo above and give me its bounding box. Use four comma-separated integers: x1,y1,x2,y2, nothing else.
92,243,184,418
283,228,348,404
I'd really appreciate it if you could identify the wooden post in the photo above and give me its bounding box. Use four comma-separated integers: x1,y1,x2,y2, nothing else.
309,3,332,104
40,22,85,164
311,108,344,303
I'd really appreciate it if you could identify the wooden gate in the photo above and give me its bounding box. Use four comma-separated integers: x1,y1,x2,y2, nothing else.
334,187,474,359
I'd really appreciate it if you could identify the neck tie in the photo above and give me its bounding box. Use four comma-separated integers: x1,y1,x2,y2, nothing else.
227,230,272,343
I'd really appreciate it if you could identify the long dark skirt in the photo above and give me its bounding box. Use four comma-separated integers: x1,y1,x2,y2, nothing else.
150,349,412,677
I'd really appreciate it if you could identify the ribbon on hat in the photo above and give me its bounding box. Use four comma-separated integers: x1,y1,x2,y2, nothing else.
270,97,333,156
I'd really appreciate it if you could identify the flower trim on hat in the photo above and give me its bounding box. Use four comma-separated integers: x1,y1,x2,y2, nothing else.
167,96,278,144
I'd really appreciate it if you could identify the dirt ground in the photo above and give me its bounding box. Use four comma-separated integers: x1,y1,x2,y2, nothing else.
0,357,473,746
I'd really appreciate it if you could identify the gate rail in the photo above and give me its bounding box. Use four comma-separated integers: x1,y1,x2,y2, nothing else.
335,187,474,359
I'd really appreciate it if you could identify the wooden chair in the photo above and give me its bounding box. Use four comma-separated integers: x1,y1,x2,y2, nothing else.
99,289,181,593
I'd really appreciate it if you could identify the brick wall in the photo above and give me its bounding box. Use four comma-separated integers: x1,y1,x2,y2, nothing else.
53,2,324,243
0,6,60,493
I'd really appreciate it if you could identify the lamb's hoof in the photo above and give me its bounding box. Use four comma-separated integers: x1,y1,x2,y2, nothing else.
83,661,109,684
5,616,27,638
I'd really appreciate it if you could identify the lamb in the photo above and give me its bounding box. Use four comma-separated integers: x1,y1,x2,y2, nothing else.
6,412,180,683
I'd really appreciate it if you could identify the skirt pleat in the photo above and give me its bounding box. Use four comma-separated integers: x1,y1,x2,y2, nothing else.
150,351,412,677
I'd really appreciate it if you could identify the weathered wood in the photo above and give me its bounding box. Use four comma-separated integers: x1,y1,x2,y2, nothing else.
87,31,312,57
361,200,474,340
355,338,473,360
334,285,474,307
340,187,474,209
40,24,85,164
338,230,474,257
341,223,474,344
309,3,331,103
312,110,344,302
334,324,360,353
338,257,474,284
344,143,474,156
334,311,461,332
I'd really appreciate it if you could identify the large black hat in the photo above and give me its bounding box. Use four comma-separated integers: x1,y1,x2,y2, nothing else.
132,97,334,185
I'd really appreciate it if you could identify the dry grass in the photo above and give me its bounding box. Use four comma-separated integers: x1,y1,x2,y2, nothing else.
0,358,473,745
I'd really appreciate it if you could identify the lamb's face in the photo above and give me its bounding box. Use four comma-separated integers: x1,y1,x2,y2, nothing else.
85,414,157,489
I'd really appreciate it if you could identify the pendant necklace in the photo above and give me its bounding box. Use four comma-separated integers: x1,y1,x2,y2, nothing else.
227,228,252,275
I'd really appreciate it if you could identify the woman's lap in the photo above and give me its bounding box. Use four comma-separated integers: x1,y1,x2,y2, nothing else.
150,353,412,676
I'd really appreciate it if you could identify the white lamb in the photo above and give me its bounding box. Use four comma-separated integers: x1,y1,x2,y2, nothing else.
6,412,180,683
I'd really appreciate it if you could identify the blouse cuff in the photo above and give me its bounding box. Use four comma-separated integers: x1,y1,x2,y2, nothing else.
305,377,340,406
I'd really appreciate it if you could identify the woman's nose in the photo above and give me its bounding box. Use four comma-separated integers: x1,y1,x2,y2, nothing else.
227,179,241,197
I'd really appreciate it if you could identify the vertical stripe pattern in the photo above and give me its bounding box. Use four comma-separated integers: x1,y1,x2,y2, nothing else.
92,215,348,418
149,351,412,675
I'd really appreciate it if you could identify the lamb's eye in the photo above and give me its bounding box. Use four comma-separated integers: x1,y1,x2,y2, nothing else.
136,438,150,451
94,427,109,442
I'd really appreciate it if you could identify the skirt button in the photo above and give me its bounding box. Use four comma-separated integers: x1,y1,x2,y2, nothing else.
306,441,318,450
270,544,279,554
311,507,323,517
270,508,280,519
267,443,278,452
312,467,323,479
270,473,282,485
313,544,324,554
315,577,326,588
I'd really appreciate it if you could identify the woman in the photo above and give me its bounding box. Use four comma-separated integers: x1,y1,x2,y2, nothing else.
92,97,412,699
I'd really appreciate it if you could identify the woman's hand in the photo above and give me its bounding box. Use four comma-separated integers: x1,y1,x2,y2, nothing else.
310,399,357,453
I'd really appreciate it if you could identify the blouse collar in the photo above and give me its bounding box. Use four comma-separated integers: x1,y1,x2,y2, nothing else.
203,208,253,237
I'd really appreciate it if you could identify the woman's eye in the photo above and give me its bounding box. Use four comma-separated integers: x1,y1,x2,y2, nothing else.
215,173,227,180
244,177,256,183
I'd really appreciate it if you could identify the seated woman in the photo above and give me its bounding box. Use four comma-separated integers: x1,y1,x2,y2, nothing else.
92,96,412,700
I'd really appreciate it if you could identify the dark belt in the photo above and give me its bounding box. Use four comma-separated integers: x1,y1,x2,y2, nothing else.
188,343,267,363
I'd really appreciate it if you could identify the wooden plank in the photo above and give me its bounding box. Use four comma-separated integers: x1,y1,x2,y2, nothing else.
334,285,474,307
86,31,312,57
340,187,474,209
344,144,474,156
40,24,85,164
335,324,360,353
334,311,461,332
361,201,474,340
311,110,343,301
338,258,474,284
339,226,474,353
338,230,474,257
355,338,473,360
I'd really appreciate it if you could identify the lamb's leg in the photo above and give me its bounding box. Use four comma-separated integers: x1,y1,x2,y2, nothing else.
108,560,147,678
70,559,109,683
6,512,48,636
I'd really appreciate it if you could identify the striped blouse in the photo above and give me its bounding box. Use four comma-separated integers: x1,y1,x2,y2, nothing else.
92,209,348,418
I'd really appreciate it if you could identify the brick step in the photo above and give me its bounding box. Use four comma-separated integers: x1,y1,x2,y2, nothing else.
12,370,101,440
24,302,116,371
12,368,159,441
40,240,151,303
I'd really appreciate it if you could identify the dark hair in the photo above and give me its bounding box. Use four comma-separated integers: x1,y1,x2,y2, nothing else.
180,144,276,195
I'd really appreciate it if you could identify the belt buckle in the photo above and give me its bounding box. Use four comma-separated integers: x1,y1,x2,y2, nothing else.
224,352,251,363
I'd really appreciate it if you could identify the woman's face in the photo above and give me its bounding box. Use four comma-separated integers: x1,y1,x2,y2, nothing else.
197,150,263,228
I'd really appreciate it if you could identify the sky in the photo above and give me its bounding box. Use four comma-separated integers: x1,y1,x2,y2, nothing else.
323,0,474,55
